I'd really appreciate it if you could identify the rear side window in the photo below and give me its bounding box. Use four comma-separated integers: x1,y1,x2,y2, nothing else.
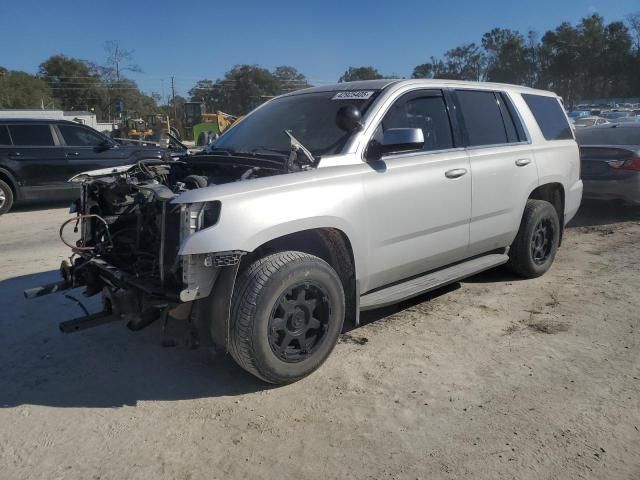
380,91,453,151
0,125,10,145
8,124,55,146
456,90,508,146
522,94,573,141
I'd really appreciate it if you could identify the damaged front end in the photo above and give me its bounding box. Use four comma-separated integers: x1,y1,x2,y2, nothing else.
25,156,279,349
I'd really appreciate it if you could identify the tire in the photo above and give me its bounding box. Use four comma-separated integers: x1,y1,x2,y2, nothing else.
182,174,208,189
507,199,560,278
0,179,14,215
229,251,345,384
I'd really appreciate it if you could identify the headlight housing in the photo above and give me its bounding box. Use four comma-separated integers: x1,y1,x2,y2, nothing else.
182,201,221,238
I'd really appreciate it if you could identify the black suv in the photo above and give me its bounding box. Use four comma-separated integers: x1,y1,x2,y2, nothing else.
0,119,166,214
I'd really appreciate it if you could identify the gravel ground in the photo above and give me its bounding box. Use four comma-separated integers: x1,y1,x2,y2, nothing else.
0,201,639,480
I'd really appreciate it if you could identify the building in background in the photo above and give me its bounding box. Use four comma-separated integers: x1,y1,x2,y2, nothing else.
0,109,114,132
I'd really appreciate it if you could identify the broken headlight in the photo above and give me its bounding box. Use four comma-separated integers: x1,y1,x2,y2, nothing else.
183,201,221,237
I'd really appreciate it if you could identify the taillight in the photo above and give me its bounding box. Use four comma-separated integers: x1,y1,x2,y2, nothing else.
607,155,640,171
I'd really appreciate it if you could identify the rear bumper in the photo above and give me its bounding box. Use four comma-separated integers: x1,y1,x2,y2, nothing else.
582,175,640,205
565,180,583,225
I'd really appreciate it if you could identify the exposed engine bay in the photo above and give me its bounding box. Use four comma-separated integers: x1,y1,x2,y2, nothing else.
68,158,273,286
27,154,290,335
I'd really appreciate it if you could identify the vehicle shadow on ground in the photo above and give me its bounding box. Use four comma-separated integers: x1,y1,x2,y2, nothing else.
0,270,271,409
357,283,461,326
567,200,640,228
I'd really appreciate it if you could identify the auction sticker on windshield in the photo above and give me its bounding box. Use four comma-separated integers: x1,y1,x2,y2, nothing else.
332,91,375,100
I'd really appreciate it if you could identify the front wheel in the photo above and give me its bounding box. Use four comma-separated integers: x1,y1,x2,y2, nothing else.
507,199,560,278
229,251,345,384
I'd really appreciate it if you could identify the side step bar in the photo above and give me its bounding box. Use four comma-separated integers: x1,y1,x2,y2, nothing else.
359,253,509,311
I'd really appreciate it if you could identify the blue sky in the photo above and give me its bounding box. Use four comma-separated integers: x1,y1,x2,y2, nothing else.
0,0,637,99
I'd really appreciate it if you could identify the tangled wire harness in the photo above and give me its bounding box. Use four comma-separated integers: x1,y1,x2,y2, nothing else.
59,214,113,253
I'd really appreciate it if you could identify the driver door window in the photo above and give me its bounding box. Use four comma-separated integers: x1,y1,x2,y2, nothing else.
58,125,105,147
376,92,454,152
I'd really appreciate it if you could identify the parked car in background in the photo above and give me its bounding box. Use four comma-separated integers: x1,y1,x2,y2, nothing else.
610,116,640,124
568,110,591,119
576,124,640,205
0,119,168,214
602,111,631,121
573,116,609,128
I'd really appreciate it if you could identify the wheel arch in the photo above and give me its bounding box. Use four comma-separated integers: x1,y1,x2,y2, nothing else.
195,227,361,354
243,227,359,328
528,182,565,244
0,168,19,200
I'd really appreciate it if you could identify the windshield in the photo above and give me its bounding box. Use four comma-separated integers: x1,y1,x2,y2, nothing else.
210,90,380,157
576,126,640,145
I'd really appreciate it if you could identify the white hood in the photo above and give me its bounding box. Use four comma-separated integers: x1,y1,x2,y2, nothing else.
68,164,137,183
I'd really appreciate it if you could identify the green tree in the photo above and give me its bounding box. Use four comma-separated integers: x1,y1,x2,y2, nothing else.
411,62,434,79
482,28,530,84
538,22,581,103
273,66,310,92
627,12,640,50
188,65,282,115
338,66,383,82
188,79,218,112
38,54,101,111
439,43,485,80
0,70,53,108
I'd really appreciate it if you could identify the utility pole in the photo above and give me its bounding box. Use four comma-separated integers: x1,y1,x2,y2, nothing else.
171,76,176,120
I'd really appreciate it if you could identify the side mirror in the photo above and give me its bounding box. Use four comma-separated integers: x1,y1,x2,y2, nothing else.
367,128,424,160
336,104,363,132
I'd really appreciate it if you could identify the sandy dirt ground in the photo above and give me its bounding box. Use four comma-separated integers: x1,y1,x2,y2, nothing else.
1,201,639,480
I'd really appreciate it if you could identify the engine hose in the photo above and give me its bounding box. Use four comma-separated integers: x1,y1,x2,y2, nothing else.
59,214,113,253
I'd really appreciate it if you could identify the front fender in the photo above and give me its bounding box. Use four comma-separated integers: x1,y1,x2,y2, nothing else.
176,165,370,282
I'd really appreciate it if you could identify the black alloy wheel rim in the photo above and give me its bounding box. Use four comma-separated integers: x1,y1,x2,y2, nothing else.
531,217,555,265
268,282,331,363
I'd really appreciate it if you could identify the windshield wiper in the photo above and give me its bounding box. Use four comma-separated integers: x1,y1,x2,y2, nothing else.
205,146,235,156
243,147,289,158
283,130,317,169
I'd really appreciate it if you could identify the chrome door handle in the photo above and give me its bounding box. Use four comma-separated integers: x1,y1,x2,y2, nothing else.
515,158,531,167
445,168,468,179
66,152,80,157
8,152,21,157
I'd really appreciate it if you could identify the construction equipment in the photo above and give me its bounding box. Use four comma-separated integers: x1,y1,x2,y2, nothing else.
193,111,243,146
126,117,154,141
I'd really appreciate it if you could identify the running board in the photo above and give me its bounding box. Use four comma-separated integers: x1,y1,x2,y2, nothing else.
359,254,509,311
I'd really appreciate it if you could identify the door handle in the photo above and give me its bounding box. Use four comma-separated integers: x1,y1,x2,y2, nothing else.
445,168,468,179
8,152,21,157
66,152,80,157
515,158,531,167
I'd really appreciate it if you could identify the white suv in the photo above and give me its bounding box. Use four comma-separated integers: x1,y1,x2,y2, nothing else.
29,79,583,384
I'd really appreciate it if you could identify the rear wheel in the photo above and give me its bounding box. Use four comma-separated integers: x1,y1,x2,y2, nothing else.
0,179,14,215
507,199,560,278
229,251,345,384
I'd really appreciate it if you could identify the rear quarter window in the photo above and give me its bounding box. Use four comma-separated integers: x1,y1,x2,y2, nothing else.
522,94,573,141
